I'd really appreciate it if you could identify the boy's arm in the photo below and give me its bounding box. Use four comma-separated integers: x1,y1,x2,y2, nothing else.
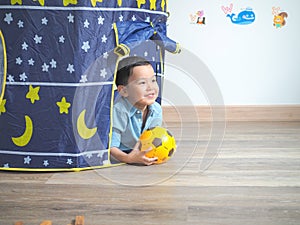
110,144,157,166
110,147,131,163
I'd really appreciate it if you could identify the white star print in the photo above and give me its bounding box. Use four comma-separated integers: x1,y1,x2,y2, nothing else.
81,41,90,52
84,19,90,28
100,68,107,78
67,158,73,165
4,13,13,24
67,13,74,23
157,63,160,71
41,17,48,25
119,14,124,22
4,163,9,168
144,51,148,57
17,20,24,28
16,57,22,65
19,73,27,81
103,52,109,59
59,35,65,43
86,152,93,159
42,63,49,72
67,64,75,74
101,35,107,43
28,58,35,66
98,16,105,25
50,59,57,68
22,42,28,50
80,75,88,83
97,151,105,158
145,17,150,23
43,160,49,167
132,15,137,21
34,34,42,44
7,74,14,82
24,156,31,164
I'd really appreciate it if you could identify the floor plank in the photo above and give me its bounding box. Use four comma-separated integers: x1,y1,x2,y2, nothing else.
0,122,299,225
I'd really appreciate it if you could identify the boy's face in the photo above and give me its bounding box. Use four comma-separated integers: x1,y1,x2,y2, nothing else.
118,64,159,110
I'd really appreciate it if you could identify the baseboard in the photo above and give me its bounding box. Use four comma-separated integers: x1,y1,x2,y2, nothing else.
162,105,300,122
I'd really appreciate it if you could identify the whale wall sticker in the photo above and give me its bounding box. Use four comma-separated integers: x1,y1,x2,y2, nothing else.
227,7,255,25
222,4,255,25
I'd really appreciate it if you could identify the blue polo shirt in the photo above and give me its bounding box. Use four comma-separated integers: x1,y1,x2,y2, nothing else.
110,96,162,151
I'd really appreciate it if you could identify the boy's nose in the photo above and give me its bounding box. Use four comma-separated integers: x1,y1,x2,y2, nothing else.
146,81,156,90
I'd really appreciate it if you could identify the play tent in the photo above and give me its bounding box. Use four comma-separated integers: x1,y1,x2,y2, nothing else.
0,0,179,171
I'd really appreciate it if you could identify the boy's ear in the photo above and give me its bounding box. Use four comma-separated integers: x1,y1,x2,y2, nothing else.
117,85,128,97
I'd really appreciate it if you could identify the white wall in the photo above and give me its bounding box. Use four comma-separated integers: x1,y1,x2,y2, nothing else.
163,0,300,105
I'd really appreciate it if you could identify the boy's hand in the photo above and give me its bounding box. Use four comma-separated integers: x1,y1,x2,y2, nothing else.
128,142,158,166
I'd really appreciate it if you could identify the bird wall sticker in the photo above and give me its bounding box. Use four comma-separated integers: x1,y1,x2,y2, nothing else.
189,10,206,25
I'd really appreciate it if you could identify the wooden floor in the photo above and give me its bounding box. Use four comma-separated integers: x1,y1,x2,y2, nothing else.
0,121,300,225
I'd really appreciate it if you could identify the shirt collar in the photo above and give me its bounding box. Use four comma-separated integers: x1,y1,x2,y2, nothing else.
121,97,157,117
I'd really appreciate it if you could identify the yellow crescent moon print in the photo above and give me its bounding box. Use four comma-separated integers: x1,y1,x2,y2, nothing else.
11,115,33,147
77,109,97,139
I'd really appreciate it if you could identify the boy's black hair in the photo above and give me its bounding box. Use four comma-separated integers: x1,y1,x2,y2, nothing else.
116,56,151,86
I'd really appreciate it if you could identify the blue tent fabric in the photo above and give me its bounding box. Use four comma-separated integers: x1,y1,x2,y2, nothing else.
114,20,180,56
0,0,178,171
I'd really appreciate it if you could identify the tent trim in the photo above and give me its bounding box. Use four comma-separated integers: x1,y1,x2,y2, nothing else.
0,30,7,106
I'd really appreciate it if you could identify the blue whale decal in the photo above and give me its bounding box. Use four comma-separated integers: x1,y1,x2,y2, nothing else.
227,8,255,25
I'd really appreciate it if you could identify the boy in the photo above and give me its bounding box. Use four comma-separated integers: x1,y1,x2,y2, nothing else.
110,56,162,165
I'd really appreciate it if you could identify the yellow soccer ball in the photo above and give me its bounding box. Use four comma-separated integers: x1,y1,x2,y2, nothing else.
139,126,176,164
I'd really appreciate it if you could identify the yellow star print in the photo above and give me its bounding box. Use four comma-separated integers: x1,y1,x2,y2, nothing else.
56,97,71,114
0,99,6,115
63,0,77,6
37,0,45,6
90,0,103,7
136,0,146,8
11,0,22,5
26,85,40,104
150,0,157,10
